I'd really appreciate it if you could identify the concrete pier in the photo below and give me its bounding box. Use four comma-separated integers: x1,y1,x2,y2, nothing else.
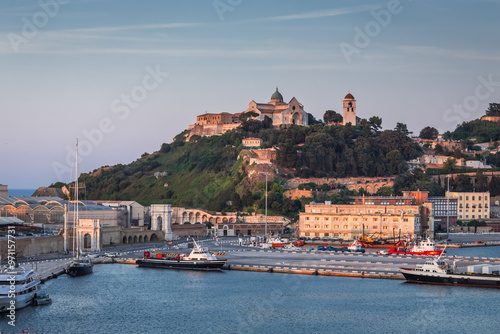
8,238,500,283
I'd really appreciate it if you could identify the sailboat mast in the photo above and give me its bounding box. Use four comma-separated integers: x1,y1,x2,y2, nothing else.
75,138,79,260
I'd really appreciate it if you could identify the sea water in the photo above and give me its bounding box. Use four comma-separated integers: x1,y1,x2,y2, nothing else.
2,247,500,333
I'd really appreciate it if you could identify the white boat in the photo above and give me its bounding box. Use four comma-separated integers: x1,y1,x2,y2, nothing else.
346,240,365,253
0,265,41,312
137,238,226,271
400,252,500,288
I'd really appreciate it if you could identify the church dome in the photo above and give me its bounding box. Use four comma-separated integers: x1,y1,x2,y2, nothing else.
271,87,284,102
344,92,355,100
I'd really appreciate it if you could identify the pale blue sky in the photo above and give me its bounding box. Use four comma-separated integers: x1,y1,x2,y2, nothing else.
1,0,499,188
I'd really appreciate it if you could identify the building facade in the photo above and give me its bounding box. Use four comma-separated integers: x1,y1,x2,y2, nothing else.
446,191,490,220
0,185,7,197
242,138,263,147
428,197,458,230
245,88,308,127
299,202,422,240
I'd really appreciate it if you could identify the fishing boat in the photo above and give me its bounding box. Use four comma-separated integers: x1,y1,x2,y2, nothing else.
0,265,41,312
137,239,226,271
400,253,500,288
66,139,93,277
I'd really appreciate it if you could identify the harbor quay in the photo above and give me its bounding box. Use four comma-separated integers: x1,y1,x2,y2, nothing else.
6,238,500,281
12,238,500,283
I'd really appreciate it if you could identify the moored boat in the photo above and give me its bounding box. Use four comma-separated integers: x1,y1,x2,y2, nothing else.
66,257,93,277
400,255,500,288
346,240,365,253
388,238,444,256
0,265,41,312
34,291,52,306
137,239,226,271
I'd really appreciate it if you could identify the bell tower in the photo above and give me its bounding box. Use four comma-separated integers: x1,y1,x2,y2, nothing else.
343,93,356,126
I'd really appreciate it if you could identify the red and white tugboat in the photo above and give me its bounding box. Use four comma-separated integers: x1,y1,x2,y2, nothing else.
387,237,445,256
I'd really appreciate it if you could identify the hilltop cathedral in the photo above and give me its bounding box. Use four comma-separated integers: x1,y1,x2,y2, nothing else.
187,88,356,139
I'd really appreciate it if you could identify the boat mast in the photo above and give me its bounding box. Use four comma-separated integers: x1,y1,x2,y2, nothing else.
64,204,67,253
75,138,79,260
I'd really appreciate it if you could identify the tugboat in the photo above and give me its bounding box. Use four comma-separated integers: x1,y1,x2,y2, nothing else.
137,239,226,271
400,253,500,288
346,240,366,253
387,238,444,256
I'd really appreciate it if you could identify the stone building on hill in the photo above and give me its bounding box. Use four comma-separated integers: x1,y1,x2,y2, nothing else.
342,92,357,126
244,87,308,127
187,88,309,139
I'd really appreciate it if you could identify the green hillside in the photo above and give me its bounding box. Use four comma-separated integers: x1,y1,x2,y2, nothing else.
76,117,424,217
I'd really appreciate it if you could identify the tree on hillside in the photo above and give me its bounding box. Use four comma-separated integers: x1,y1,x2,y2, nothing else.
419,126,439,140
434,144,444,155
386,150,404,174
376,186,394,196
308,113,323,125
488,176,500,197
368,116,382,132
394,122,410,136
475,170,488,192
239,111,259,122
451,174,474,192
323,110,343,124
443,157,457,173
485,103,500,116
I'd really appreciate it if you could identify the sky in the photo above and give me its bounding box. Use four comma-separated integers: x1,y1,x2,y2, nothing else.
0,0,499,188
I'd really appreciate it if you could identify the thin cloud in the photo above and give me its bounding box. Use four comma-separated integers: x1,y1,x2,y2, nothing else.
69,23,201,33
258,5,382,22
399,45,500,61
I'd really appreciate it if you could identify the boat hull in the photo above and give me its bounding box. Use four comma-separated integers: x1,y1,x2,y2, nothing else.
400,269,500,288
66,264,93,277
389,250,444,256
0,293,35,312
137,259,226,271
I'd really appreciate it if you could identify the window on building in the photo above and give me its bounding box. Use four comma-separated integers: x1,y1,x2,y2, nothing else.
306,217,310,220
325,225,329,229
305,224,310,229
382,226,388,230
343,225,348,229
315,225,319,229
334,225,339,229
472,196,475,201
353,225,358,229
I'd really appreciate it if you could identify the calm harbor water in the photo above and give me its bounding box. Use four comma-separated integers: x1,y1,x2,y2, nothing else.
2,247,500,334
